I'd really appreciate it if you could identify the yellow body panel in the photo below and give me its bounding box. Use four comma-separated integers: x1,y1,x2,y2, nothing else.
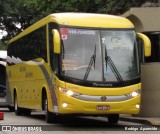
65,82,140,96
52,78,140,114
58,94,140,114
7,59,52,110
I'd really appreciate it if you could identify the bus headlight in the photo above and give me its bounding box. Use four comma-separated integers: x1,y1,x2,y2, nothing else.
62,103,68,108
130,90,140,97
136,104,140,109
59,87,81,97
66,90,74,96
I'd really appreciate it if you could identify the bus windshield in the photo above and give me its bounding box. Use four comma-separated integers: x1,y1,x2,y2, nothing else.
60,28,140,83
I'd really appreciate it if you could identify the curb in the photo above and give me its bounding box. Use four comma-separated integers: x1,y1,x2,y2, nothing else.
0,112,4,120
120,117,160,126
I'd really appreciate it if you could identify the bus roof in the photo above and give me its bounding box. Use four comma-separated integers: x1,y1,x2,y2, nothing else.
9,13,134,43
52,13,134,28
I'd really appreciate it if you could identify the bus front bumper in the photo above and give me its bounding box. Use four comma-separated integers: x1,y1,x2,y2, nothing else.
56,94,140,115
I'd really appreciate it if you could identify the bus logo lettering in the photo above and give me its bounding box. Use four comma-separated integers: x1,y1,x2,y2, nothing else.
101,96,107,101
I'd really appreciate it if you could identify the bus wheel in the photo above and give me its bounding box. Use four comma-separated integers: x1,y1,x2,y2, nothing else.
23,109,31,116
107,114,119,124
46,111,56,123
8,106,14,112
14,92,22,115
42,92,55,123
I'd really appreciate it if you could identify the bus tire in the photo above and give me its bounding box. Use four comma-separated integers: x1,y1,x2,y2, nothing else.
8,106,14,112
107,114,119,124
23,109,31,116
42,90,55,123
14,92,22,115
42,90,47,112
46,111,56,123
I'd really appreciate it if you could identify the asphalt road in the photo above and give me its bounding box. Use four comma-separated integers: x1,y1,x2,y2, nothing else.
0,108,159,134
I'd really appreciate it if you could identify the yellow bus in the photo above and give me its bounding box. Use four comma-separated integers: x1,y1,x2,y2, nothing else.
6,13,151,124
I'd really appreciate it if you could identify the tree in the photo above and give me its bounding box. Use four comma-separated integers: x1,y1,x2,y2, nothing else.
0,41,7,50
1,0,40,40
0,0,148,45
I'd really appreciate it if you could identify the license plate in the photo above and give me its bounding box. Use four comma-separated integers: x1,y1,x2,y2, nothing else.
97,105,110,110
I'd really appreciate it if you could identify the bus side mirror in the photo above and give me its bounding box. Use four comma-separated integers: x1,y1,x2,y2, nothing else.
52,29,60,54
137,33,151,57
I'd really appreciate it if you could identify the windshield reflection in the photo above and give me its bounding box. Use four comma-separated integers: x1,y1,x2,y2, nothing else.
60,28,140,83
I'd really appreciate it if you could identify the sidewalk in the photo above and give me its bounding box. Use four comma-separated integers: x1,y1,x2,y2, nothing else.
120,114,160,126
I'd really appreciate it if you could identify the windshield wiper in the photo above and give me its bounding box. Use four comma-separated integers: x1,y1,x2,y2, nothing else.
84,45,96,80
105,46,123,82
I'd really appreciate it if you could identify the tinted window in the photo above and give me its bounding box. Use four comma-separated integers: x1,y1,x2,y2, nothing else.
8,26,47,65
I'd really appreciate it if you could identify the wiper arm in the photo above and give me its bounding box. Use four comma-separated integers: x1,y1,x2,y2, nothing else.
106,56,123,82
84,45,96,80
105,46,108,71
104,47,123,82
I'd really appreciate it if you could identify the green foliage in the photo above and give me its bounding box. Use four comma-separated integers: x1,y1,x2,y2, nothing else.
0,0,148,42
0,41,7,50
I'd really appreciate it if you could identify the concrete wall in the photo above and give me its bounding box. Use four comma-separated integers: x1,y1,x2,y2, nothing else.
122,8,160,32
140,63,160,117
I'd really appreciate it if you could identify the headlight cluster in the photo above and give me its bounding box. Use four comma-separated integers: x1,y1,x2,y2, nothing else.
59,87,81,97
130,90,140,97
